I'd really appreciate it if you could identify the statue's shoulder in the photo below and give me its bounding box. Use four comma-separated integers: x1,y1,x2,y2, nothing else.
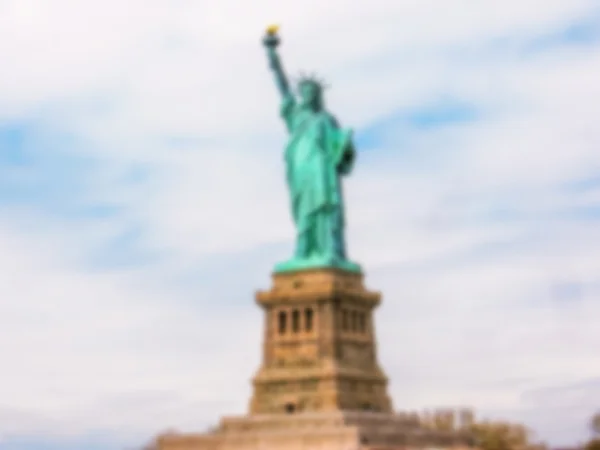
318,111,341,128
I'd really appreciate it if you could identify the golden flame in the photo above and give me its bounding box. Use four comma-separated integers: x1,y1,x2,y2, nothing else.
266,24,280,35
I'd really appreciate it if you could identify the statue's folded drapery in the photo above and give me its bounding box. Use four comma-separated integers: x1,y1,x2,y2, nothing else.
280,94,355,231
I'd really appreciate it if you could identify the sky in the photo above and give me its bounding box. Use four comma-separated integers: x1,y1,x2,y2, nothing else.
0,0,599,449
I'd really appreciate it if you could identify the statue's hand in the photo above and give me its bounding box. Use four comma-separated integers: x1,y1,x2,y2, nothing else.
262,32,280,48
263,25,281,48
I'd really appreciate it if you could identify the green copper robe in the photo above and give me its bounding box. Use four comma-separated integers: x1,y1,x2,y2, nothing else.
275,94,360,273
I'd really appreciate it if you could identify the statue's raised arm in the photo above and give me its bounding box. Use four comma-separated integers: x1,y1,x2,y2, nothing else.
262,25,292,99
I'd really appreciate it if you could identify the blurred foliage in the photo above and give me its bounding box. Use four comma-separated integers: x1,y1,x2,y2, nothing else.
586,438,600,450
420,407,547,450
591,411,600,436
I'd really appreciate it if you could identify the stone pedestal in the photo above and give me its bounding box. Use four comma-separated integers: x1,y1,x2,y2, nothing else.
155,269,477,450
250,269,392,415
157,411,476,450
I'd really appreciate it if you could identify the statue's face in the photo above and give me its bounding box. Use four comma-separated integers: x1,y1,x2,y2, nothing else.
299,81,321,110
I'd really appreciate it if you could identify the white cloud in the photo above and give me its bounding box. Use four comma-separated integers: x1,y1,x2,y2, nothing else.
0,222,263,440
0,0,599,448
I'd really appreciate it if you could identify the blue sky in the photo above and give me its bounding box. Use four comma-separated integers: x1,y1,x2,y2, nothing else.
1,1,600,449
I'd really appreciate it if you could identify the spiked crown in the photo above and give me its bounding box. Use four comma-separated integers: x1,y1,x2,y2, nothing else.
294,71,329,92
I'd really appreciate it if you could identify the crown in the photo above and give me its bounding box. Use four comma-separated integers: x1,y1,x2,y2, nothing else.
294,71,330,90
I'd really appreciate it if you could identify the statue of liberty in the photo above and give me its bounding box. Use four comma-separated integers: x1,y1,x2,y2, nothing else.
262,26,361,273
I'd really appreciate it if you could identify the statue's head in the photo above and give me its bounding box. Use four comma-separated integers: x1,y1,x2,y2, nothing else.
297,75,326,111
